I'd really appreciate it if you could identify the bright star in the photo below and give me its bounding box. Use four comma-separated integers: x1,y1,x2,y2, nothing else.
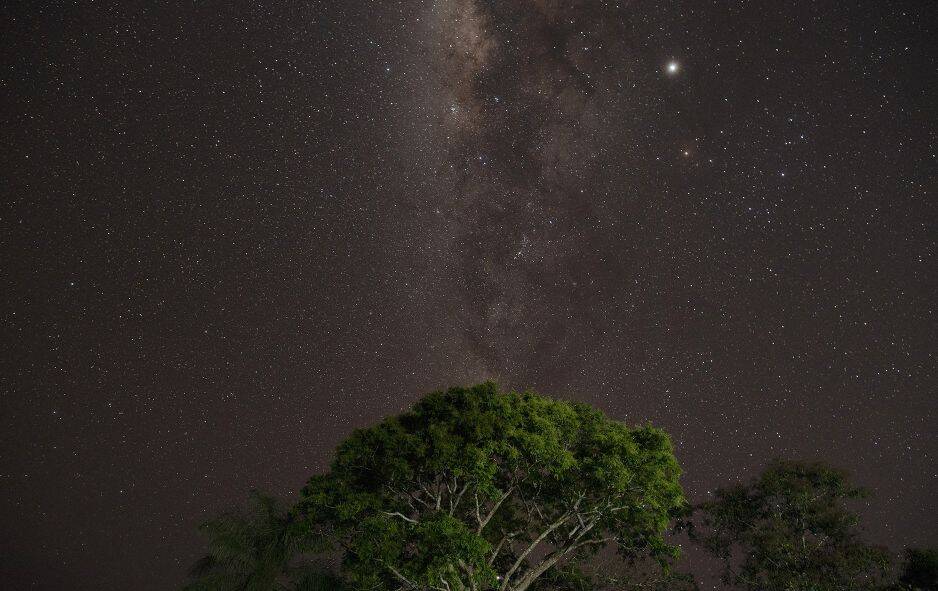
666,61,680,74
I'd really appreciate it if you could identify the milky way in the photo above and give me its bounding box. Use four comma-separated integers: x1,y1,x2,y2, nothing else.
1,1,936,589
422,0,649,378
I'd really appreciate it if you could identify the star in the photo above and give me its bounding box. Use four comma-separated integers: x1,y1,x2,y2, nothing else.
3,1,934,588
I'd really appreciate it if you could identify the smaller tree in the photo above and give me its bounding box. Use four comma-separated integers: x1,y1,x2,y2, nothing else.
184,491,340,591
899,548,938,591
686,460,889,591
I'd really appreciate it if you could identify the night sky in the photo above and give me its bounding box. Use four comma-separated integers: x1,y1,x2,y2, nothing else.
2,1,936,589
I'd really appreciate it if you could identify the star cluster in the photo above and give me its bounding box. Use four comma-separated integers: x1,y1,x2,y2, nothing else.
1,1,936,589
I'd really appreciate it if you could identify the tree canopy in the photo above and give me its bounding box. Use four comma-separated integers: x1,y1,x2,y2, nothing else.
184,491,341,591
183,384,926,591
686,459,890,591
297,383,686,591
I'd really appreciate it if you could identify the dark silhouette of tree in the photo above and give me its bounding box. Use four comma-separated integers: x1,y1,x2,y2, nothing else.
184,491,339,591
297,383,686,591
686,460,890,591
899,548,938,591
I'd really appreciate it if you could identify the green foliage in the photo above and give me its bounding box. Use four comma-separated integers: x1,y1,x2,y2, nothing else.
183,491,340,591
298,383,686,591
184,386,926,591
292,570,346,591
528,562,698,591
687,460,890,591
899,548,938,591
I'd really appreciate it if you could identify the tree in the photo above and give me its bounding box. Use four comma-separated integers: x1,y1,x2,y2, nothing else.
528,562,698,591
686,460,890,591
184,491,340,591
297,383,686,591
899,548,938,591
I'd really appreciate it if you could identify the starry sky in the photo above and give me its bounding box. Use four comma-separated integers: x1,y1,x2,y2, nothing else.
2,1,936,589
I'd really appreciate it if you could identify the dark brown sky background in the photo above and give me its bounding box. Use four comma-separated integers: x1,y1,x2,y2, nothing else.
1,1,936,589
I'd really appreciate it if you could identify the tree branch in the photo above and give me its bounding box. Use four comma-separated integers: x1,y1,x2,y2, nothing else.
450,480,471,516
477,486,514,533
489,530,521,565
499,510,573,591
381,561,419,590
382,511,419,524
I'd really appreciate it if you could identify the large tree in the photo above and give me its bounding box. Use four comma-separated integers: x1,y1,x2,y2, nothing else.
297,383,686,591
686,460,890,591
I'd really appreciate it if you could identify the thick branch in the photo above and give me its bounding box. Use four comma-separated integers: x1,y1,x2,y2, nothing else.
488,531,520,565
499,510,573,591
477,486,514,533
513,533,615,591
450,480,471,516
511,499,616,591
381,561,419,590
382,511,419,524
457,558,478,591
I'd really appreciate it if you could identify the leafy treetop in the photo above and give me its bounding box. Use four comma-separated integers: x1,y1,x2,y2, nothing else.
298,383,685,591
687,459,890,591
